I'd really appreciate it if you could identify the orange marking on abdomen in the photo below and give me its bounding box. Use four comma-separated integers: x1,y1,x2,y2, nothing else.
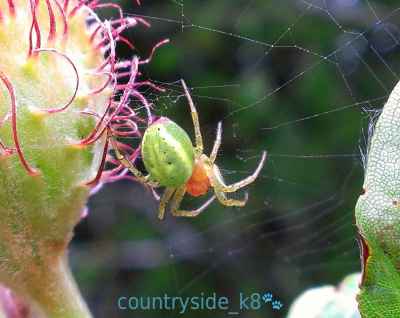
186,161,211,197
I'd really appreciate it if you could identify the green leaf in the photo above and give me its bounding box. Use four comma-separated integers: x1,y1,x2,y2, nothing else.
355,80,400,317
357,237,400,318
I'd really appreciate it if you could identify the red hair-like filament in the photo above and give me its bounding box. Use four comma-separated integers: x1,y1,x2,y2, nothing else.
0,71,39,176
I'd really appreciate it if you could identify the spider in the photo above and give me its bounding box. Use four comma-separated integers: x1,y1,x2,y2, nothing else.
111,80,267,220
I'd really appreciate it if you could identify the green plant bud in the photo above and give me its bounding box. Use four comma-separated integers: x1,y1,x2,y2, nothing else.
0,1,157,316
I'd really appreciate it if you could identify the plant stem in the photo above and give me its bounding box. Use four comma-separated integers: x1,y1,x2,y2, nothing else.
28,258,92,318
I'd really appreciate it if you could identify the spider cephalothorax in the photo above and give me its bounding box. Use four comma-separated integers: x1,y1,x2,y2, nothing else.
112,80,267,220
185,158,212,197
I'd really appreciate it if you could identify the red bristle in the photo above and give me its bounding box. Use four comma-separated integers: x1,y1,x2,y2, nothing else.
0,71,39,176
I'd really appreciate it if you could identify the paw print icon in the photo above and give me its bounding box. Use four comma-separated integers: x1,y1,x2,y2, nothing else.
272,300,283,311
262,292,273,303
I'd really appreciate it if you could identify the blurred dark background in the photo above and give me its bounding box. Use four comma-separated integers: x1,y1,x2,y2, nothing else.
71,1,400,317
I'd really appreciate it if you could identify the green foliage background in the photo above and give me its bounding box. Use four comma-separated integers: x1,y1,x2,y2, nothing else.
71,1,400,317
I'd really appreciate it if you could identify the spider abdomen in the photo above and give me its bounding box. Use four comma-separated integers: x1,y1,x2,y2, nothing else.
141,117,195,187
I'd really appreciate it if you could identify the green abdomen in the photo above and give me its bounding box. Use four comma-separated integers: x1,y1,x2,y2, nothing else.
141,118,195,187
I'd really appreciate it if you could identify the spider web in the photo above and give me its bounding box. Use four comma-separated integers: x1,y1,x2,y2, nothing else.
72,1,400,317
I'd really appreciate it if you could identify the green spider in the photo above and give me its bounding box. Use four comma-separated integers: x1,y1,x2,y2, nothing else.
111,80,267,220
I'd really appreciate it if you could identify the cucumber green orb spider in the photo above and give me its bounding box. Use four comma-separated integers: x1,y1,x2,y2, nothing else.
111,80,267,220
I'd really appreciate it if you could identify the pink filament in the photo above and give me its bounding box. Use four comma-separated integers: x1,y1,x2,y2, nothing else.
88,72,114,95
7,0,15,16
45,0,57,42
0,71,39,176
78,56,140,146
63,0,69,12
28,0,41,57
85,133,109,186
139,39,170,65
33,48,79,114
52,0,69,40
3,0,163,185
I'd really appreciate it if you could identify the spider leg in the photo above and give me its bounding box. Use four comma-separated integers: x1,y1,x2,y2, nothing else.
158,187,175,220
110,138,159,187
210,121,222,163
209,166,249,206
181,79,203,155
213,187,249,207
170,185,216,217
212,151,267,193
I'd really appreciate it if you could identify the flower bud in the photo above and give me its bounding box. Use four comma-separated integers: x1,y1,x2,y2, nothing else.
0,1,164,317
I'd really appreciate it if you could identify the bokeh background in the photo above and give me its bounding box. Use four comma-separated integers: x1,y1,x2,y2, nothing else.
71,1,400,317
